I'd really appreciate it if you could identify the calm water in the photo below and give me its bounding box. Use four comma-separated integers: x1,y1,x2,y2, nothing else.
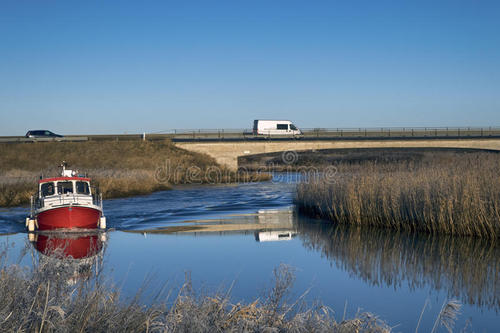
0,175,498,332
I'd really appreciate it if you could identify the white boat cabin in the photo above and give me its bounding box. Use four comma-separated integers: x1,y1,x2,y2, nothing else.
38,177,94,208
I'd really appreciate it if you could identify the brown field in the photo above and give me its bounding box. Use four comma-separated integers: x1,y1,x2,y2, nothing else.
0,141,270,207
295,151,500,238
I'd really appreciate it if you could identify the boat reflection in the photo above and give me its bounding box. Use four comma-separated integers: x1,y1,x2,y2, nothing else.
28,231,107,284
296,219,500,310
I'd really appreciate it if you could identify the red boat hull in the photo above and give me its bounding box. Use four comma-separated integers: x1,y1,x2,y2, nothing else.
36,206,101,230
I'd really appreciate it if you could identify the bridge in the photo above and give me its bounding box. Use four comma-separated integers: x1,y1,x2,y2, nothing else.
176,136,500,169
2,127,500,170
3,126,500,143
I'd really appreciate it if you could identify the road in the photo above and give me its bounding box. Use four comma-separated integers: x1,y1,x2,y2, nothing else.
1,127,500,143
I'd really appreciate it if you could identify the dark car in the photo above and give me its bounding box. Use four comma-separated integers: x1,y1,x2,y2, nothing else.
25,130,63,138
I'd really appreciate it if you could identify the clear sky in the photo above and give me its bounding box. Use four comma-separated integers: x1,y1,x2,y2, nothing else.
1,0,499,135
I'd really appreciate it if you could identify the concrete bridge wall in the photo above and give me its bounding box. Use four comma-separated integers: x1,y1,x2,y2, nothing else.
176,138,500,170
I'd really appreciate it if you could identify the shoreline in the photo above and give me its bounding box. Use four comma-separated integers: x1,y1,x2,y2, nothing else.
0,171,272,209
0,140,271,208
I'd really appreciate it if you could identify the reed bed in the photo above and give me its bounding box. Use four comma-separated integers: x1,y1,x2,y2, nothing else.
0,141,270,207
0,245,389,333
295,152,500,238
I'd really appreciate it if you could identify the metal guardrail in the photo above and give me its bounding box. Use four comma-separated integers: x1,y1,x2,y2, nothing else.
154,127,500,141
1,127,500,143
0,136,88,143
301,127,500,139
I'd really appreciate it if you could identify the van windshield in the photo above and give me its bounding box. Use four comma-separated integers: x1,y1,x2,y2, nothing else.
57,181,73,194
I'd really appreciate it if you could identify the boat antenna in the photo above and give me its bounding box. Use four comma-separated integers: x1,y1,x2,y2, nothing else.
60,161,68,176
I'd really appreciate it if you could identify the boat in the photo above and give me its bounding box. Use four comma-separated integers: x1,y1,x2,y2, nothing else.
26,162,106,231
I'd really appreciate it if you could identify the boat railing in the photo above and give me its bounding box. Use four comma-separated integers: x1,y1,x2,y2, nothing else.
32,192,42,214
91,187,103,209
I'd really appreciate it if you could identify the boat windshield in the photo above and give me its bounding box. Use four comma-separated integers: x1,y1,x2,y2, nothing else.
76,181,90,195
57,181,74,194
41,182,55,197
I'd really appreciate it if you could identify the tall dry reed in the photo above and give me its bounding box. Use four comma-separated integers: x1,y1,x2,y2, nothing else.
0,244,389,332
295,152,500,238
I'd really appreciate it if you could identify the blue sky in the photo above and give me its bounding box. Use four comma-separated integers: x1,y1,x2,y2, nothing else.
1,0,499,135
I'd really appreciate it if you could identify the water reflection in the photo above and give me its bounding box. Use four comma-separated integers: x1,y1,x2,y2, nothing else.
254,230,297,242
28,231,107,284
121,207,499,311
296,219,500,310
19,205,500,312
128,208,297,237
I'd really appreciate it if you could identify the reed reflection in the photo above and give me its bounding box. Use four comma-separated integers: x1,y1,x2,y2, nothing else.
296,218,500,310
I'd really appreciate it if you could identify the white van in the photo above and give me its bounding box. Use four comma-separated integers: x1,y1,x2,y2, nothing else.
253,120,302,136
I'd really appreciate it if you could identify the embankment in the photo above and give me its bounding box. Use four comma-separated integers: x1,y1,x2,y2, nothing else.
0,140,269,207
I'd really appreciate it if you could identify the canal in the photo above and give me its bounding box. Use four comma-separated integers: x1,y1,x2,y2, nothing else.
0,174,498,332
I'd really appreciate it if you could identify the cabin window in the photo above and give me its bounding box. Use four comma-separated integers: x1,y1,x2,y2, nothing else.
76,181,90,195
57,181,74,194
41,182,55,197
290,124,297,130
276,124,288,130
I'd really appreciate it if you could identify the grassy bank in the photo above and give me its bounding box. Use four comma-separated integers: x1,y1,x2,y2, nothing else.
295,151,500,238
239,147,498,170
0,246,389,333
0,141,270,207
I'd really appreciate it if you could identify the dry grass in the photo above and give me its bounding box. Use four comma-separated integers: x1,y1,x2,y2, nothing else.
295,152,500,238
0,243,390,333
239,147,493,170
0,141,270,207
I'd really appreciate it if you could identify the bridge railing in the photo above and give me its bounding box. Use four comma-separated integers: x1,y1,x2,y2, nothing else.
156,126,500,140
2,127,500,142
299,127,500,139
154,128,251,140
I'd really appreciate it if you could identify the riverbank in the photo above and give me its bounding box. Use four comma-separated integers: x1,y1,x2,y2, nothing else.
0,248,389,332
295,151,500,238
239,147,500,170
0,141,270,207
